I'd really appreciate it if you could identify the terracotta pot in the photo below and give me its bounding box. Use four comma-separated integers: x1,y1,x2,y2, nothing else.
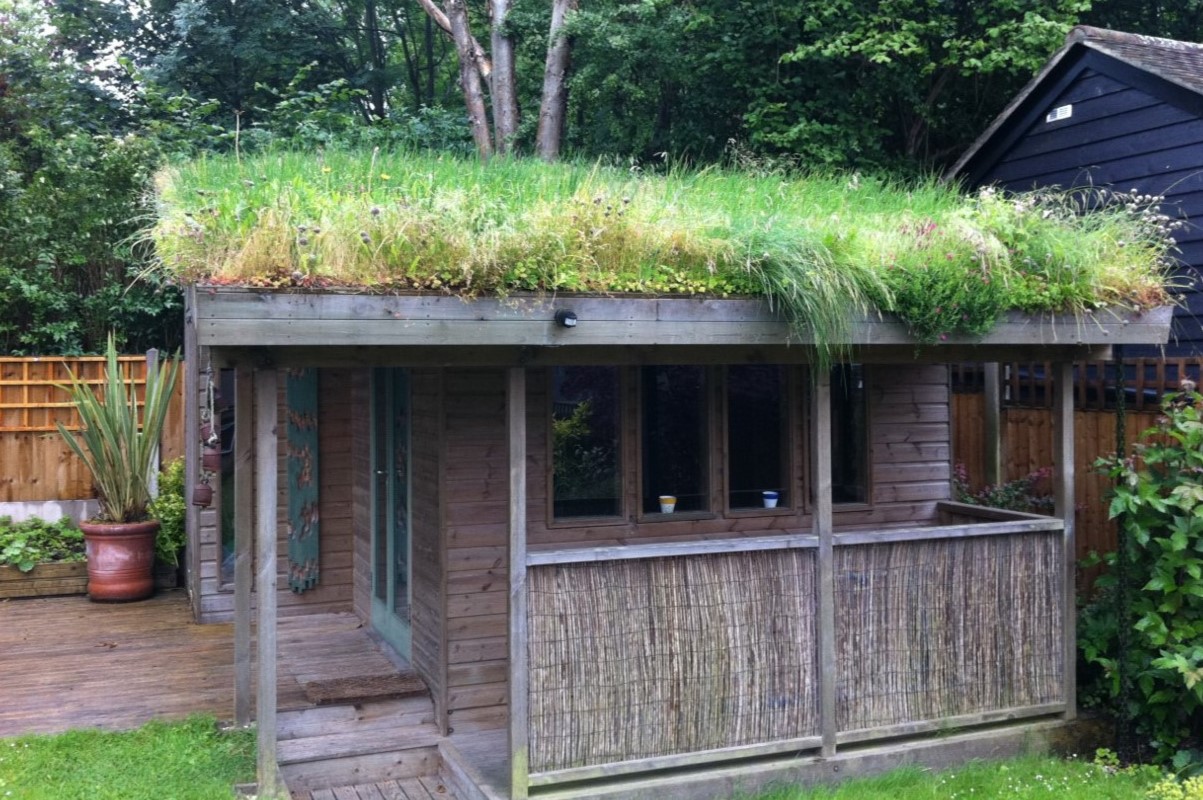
79,520,158,602
191,481,213,507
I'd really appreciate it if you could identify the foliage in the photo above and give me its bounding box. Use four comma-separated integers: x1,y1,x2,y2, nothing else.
0,517,84,573
552,401,618,505
1146,774,1203,800
0,715,254,800
743,753,1159,799
152,150,1173,361
953,463,1056,514
150,458,187,566
56,334,181,523
1081,391,1203,761
0,2,182,355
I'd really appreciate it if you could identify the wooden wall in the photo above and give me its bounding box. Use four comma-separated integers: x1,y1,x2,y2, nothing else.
196,368,355,622
0,356,186,503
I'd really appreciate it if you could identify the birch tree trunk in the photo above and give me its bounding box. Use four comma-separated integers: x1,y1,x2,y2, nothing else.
535,0,578,161
446,0,493,160
490,0,519,153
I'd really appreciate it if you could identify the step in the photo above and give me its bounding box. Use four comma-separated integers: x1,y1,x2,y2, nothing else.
279,720,443,765
278,696,437,741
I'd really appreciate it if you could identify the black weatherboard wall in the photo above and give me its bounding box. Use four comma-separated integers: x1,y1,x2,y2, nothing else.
951,26,1203,356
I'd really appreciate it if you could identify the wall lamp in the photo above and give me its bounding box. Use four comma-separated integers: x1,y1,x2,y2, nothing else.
555,309,578,328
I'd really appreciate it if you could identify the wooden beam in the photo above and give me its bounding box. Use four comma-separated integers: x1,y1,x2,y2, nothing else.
811,369,836,757
209,343,1113,370
233,365,253,727
1052,360,1076,721
526,533,820,566
507,367,529,800
254,368,281,797
983,362,1002,486
835,703,1067,746
192,290,1173,349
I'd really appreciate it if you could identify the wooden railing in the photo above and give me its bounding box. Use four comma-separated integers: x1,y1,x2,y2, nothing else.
522,505,1066,784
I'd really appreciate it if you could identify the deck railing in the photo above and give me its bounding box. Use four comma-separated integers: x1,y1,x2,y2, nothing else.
522,503,1066,785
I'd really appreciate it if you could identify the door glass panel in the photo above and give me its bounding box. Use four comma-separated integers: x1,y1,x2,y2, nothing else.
391,371,411,623
372,371,389,603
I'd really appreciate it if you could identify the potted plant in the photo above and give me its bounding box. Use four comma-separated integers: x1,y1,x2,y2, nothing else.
150,457,187,588
57,334,179,601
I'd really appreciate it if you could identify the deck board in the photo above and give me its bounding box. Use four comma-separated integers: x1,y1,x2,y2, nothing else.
292,777,453,800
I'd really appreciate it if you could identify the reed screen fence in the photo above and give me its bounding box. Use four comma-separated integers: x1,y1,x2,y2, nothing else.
835,533,1064,734
527,549,820,774
525,527,1066,778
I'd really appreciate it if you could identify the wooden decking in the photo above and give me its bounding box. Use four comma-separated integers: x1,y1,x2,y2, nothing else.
293,776,452,800
0,590,410,736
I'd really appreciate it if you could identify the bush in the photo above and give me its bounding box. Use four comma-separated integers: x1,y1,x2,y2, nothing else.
1081,391,1203,761
150,458,187,566
952,462,1055,514
0,516,85,572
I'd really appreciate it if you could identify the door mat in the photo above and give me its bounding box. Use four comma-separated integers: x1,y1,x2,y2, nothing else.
301,672,429,706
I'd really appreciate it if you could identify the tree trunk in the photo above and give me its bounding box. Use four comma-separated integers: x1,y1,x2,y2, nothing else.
490,0,519,153
447,0,493,159
535,0,578,161
364,0,388,119
414,0,492,81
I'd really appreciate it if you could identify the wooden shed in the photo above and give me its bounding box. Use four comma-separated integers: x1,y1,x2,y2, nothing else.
181,287,1170,799
950,25,1203,356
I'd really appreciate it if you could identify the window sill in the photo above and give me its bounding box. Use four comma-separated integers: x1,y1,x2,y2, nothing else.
725,506,799,518
546,515,629,530
637,511,717,523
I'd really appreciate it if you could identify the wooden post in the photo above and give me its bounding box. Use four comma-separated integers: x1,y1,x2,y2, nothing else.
811,369,836,756
507,367,529,800
1052,361,1076,721
983,362,1002,487
254,368,281,797
183,288,202,620
234,364,254,727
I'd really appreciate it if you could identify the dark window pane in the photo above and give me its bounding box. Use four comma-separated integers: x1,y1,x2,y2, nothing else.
728,365,789,509
552,367,621,519
831,364,868,504
641,365,708,514
372,370,389,602
218,368,236,587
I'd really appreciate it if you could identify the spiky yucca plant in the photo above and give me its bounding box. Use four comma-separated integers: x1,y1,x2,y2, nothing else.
56,334,180,523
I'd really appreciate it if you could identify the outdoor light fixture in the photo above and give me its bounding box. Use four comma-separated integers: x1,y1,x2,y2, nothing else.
555,309,578,328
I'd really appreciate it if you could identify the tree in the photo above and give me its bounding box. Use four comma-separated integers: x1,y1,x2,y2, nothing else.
415,0,581,159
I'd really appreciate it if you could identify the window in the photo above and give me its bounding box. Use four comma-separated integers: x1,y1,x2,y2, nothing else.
641,365,709,514
551,367,622,519
831,364,869,504
727,365,790,510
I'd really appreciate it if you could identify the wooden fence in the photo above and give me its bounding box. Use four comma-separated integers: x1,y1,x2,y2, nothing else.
0,356,186,503
950,358,1192,564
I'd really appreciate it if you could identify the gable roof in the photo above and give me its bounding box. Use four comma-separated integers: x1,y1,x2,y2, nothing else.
948,26,1203,182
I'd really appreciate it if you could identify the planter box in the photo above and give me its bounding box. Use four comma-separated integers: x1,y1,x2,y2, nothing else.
0,562,88,599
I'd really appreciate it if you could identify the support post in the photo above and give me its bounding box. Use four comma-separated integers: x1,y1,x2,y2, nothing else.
507,367,529,799
254,368,281,796
183,288,201,620
1052,361,1076,721
234,364,254,727
983,362,1002,487
811,369,837,756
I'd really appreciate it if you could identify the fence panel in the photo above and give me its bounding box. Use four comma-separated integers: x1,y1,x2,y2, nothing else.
0,356,185,503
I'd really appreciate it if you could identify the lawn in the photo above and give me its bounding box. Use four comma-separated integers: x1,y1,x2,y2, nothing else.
0,716,254,800
748,754,1159,799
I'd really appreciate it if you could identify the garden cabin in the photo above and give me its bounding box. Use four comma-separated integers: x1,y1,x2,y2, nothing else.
951,25,1203,356
182,288,1170,799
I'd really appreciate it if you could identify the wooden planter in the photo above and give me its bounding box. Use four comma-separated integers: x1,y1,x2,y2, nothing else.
0,562,88,599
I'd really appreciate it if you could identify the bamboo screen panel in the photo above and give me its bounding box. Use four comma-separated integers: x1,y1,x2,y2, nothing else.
835,533,1063,732
527,549,819,773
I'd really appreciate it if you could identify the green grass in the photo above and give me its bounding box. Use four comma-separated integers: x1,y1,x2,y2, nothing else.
150,149,1176,356
0,716,255,800
747,755,1160,800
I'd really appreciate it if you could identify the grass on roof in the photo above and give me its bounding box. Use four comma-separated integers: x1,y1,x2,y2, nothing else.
150,149,1176,349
